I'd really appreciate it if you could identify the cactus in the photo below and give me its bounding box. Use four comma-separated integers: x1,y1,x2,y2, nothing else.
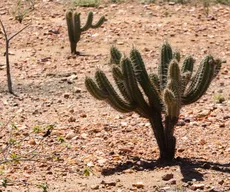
66,10,105,54
85,42,223,161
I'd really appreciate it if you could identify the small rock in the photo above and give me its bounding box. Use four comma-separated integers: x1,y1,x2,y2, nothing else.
117,41,124,45
91,185,99,190
87,161,94,167
98,158,107,166
178,148,185,153
169,180,176,185
218,180,224,185
132,182,144,189
209,186,222,192
28,139,36,145
219,123,225,128
162,173,174,181
81,133,88,139
67,74,78,84
68,116,76,122
80,113,87,118
177,120,185,126
223,115,230,120
190,183,205,190
184,118,191,123
74,87,82,93
101,180,117,186
120,122,128,127
65,131,75,140
168,1,175,5
63,93,71,99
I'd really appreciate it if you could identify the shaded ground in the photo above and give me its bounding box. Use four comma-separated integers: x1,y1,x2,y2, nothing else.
0,0,229,191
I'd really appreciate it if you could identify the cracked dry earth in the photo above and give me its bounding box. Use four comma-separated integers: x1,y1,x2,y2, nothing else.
0,0,229,191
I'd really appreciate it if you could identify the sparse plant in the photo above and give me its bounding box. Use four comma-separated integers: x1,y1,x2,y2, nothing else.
0,20,30,94
214,94,225,103
57,136,65,143
85,42,222,161
33,125,42,133
12,0,35,23
203,0,210,17
1,177,10,188
83,166,94,176
72,0,100,7
140,0,155,4
38,183,49,192
65,10,105,55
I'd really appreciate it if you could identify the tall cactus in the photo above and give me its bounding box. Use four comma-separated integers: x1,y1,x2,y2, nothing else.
85,42,222,160
66,10,105,54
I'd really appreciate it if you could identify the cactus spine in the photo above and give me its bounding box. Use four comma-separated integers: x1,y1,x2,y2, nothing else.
66,10,105,54
85,42,222,160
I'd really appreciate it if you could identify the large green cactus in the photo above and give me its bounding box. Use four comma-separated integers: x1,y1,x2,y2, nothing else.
66,10,105,54
85,42,222,160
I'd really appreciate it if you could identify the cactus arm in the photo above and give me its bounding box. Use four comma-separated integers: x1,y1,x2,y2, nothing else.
158,41,173,90
66,11,74,43
163,88,179,118
212,58,222,79
121,57,151,117
130,48,162,111
90,15,105,28
95,70,136,113
66,11,78,54
173,51,180,62
81,12,93,31
81,12,105,31
112,66,134,103
85,77,108,100
110,45,122,65
149,73,160,91
167,59,181,101
182,55,215,105
181,56,195,74
73,12,81,43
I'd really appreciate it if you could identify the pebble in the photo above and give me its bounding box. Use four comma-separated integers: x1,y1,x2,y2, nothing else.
68,116,76,122
65,131,75,140
162,173,174,181
190,183,205,190
91,185,99,190
132,182,144,189
101,180,117,186
28,139,36,145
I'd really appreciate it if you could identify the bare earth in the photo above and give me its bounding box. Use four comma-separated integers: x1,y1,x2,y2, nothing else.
0,0,229,191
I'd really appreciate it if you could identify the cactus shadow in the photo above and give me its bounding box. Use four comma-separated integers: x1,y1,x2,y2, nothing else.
101,156,230,182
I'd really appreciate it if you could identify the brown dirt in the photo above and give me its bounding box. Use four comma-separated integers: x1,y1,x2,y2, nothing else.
0,0,229,191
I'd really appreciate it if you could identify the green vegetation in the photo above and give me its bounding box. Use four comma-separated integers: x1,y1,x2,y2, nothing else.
12,0,35,23
65,10,105,55
72,0,100,7
85,42,223,161
214,94,225,103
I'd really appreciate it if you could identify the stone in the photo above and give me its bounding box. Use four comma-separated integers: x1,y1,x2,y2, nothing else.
162,173,174,181
91,185,99,190
65,131,75,140
28,139,36,145
190,183,205,190
132,182,144,189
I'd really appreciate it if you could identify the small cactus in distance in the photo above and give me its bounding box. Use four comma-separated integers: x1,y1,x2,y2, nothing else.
66,10,105,55
85,41,223,161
